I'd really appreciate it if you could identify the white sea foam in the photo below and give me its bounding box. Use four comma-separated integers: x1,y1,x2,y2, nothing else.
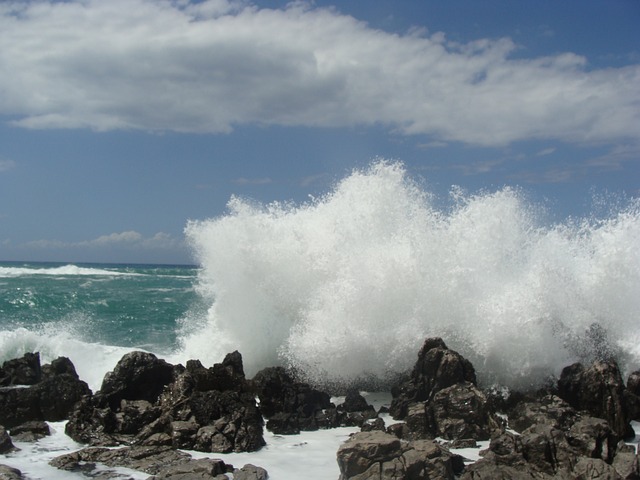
0,264,138,278
0,327,137,392
181,160,640,389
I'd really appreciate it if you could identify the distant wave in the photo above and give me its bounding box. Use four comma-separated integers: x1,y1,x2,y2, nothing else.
0,265,140,278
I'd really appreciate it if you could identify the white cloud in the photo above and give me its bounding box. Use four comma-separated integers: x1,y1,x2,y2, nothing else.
0,159,16,172
25,231,180,250
535,147,556,156
233,177,272,185
0,0,639,146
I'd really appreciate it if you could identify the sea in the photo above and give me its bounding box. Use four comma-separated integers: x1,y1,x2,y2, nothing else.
1,161,639,478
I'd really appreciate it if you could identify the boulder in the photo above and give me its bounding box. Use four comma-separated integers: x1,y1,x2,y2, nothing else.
0,355,91,428
8,420,50,442
233,464,269,480
0,465,24,480
0,426,16,454
65,351,265,453
252,366,336,434
557,360,634,438
0,352,41,386
390,337,476,419
337,391,378,428
336,430,464,480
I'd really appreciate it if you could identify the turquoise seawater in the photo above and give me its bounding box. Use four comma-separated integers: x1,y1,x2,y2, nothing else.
0,262,200,364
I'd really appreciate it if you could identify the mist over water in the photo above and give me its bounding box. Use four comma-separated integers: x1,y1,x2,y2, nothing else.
182,161,640,390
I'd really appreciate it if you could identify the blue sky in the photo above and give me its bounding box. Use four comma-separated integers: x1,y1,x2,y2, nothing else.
0,0,638,264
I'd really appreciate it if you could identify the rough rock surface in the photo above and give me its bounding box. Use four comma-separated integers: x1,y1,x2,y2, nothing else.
0,354,91,428
336,430,464,480
557,360,634,438
65,351,265,453
390,338,476,420
8,420,50,442
0,426,16,454
0,465,24,480
252,366,339,434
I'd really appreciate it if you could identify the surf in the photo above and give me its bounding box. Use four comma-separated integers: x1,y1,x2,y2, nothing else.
180,160,640,390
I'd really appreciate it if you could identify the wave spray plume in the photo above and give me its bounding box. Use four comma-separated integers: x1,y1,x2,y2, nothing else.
181,161,640,390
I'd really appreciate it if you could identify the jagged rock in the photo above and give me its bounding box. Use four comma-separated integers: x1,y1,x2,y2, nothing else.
0,465,24,480
390,337,476,419
567,416,618,463
100,351,178,410
430,382,501,441
252,366,335,433
148,457,231,479
0,355,91,428
572,457,622,479
557,359,633,438
0,426,16,453
233,464,269,480
508,395,578,433
361,417,386,432
337,391,378,428
336,430,464,480
0,353,41,386
66,351,265,453
8,420,50,442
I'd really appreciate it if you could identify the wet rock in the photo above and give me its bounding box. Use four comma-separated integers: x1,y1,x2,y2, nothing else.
100,351,178,410
572,457,621,479
390,337,476,419
66,351,265,453
336,430,464,480
252,366,334,434
337,391,378,428
508,395,578,433
0,426,16,454
51,445,233,478
430,382,501,441
557,359,634,438
0,355,90,428
0,465,24,480
8,420,50,442
233,464,269,480
0,352,41,386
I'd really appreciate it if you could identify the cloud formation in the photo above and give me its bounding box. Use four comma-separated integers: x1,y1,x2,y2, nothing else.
0,159,16,172
1,0,639,146
25,231,180,250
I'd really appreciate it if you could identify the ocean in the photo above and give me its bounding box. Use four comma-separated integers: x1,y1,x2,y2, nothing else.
1,161,640,478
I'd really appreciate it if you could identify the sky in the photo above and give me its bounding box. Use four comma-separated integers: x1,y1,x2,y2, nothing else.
0,0,638,265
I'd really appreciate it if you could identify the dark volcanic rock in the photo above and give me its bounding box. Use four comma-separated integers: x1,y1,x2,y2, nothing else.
0,465,24,480
50,445,232,478
99,351,178,410
252,366,336,433
66,351,265,453
0,352,41,386
336,430,464,480
0,355,91,428
390,337,476,419
8,420,50,442
0,426,16,453
557,359,634,438
337,391,378,428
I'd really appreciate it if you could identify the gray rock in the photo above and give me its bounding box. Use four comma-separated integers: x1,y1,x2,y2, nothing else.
8,420,50,442
233,464,269,480
0,426,16,454
0,464,24,480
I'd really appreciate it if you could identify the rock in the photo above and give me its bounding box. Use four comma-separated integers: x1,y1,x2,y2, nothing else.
612,446,640,479
508,395,578,433
360,417,386,432
50,445,231,478
572,457,622,479
8,420,50,442
429,382,501,441
0,426,16,454
0,353,41,386
0,355,91,428
390,337,476,419
148,457,230,479
66,351,265,453
567,416,618,463
336,430,463,480
0,465,24,480
557,359,633,438
252,366,335,433
99,351,178,410
337,391,378,428
233,464,269,480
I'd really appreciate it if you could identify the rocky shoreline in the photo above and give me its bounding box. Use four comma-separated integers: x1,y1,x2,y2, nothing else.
1,337,639,479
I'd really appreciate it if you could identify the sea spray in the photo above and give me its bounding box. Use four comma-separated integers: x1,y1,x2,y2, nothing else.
182,160,640,389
